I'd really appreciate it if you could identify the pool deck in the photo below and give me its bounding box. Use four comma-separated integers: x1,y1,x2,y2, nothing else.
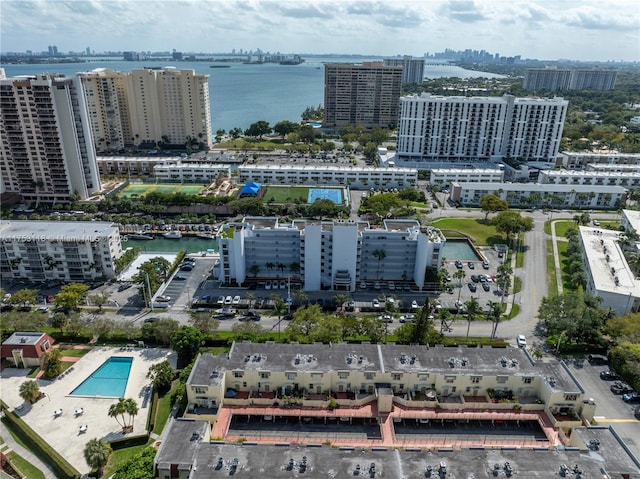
0,346,175,474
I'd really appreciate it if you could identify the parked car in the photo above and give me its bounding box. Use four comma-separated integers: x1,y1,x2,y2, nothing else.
374,281,381,290
516,335,527,347
360,281,367,289
372,299,381,308
482,282,490,292
588,354,608,365
174,275,187,281
470,275,479,283
155,295,170,302
482,261,490,269
224,296,233,305
468,282,477,292
599,370,620,381
388,281,395,290
611,381,634,395
232,295,241,304
180,264,193,271
411,300,418,309
622,392,640,403
455,260,463,269
118,283,132,292
216,296,225,305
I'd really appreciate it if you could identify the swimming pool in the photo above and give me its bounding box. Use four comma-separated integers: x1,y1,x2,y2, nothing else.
70,356,133,398
442,239,483,262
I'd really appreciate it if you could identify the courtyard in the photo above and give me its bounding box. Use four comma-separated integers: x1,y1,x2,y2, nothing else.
0,346,174,474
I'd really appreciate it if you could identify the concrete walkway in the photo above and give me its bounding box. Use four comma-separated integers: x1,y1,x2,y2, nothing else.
550,220,564,295
0,421,58,479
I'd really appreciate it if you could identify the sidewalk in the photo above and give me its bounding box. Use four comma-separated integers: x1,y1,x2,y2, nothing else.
0,421,58,479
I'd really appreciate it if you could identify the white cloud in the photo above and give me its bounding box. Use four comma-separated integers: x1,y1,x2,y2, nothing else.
0,0,638,61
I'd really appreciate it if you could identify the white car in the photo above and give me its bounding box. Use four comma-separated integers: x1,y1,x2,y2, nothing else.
224,296,233,305
374,281,381,290
388,281,395,290
372,299,381,308
360,281,367,289
155,295,170,302
265,281,272,290
517,335,527,347
411,300,418,309
232,295,241,304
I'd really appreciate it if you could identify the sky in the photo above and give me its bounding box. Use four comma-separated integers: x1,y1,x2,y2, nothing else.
1,0,639,62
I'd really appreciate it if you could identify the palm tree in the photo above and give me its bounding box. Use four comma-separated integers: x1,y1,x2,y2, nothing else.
108,399,126,431
453,269,466,304
84,438,111,476
249,264,260,278
464,297,482,340
123,398,138,430
373,249,386,280
19,380,41,403
486,301,503,339
265,262,275,272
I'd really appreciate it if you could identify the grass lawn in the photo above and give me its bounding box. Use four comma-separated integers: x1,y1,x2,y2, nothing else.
152,381,179,436
1,418,31,451
263,185,311,204
552,220,575,239
56,347,91,358
6,451,45,479
430,218,504,246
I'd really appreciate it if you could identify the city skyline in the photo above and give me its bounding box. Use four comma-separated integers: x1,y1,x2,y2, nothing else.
1,0,639,63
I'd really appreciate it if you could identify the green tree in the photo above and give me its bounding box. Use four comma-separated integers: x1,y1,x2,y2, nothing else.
491,210,534,240
188,311,219,335
112,447,156,479
171,326,204,367
538,291,609,344
43,348,63,379
52,312,69,332
89,291,112,312
108,398,138,433
245,120,272,138
298,125,317,143
373,249,387,280
18,380,41,403
231,321,265,342
84,438,111,477
9,289,37,309
273,120,300,136
55,283,90,311
463,297,482,339
479,194,508,220
308,198,340,218
146,361,174,393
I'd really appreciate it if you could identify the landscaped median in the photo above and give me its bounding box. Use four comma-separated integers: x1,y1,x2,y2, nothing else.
1,400,81,479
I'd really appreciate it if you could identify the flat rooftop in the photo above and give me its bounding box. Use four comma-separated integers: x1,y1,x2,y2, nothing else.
451,182,628,193
579,226,637,295
623,209,640,233
0,220,118,240
2,332,47,346
189,343,579,393
158,420,640,479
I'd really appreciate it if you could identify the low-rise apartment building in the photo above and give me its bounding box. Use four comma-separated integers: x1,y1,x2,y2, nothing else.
237,164,417,190
579,226,640,316
0,220,123,282
450,182,626,209
153,162,231,183
539,169,640,189
217,218,445,291
428,165,504,188
557,151,640,169
185,342,594,435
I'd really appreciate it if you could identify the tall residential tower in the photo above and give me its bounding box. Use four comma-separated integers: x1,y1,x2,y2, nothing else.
323,62,402,129
0,74,101,203
79,67,213,152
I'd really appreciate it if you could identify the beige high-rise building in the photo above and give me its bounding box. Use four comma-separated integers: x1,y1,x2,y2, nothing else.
323,62,402,129
79,67,213,152
0,74,101,203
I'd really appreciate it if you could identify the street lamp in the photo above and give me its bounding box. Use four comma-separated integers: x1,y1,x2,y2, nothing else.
556,331,566,354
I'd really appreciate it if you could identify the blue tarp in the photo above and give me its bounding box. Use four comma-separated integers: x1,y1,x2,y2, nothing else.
240,181,261,196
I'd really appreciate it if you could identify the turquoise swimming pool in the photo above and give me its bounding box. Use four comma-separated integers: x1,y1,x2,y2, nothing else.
442,239,483,262
70,356,133,398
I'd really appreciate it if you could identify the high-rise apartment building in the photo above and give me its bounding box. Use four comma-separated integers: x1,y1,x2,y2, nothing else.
323,62,402,129
524,67,617,91
79,67,213,152
383,56,425,83
396,93,567,164
0,74,101,203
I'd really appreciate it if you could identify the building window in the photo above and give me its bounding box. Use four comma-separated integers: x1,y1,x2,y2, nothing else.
470,376,481,384
496,376,508,384
193,387,206,394
418,374,428,381
338,372,349,379
260,372,270,379
286,372,297,380
365,373,375,380
564,394,578,401
445,376,455,383
392,373,402,381
233,371,244,378
523,377,533,384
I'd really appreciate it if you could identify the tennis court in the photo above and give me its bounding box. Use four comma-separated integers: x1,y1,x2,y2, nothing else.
118,183,204,198
308,188,343,205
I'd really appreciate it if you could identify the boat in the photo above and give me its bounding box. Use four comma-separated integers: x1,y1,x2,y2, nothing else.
163,231,182,239
209,65,231,68
196,233,217,240
128,232,154,240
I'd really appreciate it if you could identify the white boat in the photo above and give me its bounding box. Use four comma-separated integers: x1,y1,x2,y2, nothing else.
163,231,182,239
196,233,217,240
128,232,154,240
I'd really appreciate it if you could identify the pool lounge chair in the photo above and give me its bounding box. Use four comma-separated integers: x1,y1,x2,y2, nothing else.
79,425,88,433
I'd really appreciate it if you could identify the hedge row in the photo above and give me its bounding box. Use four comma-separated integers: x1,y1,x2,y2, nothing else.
0,402,80,479
146,390,159,432
108,433,150,451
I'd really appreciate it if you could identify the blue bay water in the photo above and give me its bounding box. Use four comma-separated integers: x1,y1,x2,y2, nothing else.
2,56,503,132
